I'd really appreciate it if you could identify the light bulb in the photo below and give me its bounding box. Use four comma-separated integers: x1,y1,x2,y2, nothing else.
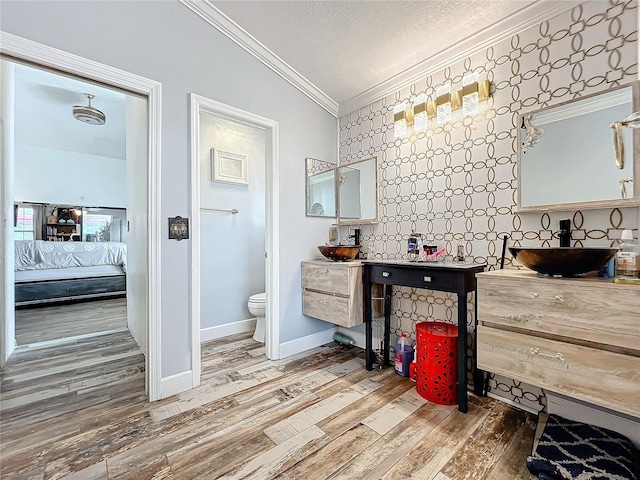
436,84,451,124
413,93,428,132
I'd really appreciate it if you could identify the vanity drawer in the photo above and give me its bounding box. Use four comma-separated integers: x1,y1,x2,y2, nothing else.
404,269,454,290
477,325,640,417
477,275,640,351
301,262,351,294
302,290,362,328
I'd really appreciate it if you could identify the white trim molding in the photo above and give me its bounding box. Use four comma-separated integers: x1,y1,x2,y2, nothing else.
179,1,572,118
278,327,337,359
180,0,338,117
1,31,163,401
201,319,257,343
161,370,194,399
189,93,280,379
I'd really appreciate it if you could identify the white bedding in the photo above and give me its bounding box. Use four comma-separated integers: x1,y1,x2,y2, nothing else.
15,240,127,273
14,265,125,283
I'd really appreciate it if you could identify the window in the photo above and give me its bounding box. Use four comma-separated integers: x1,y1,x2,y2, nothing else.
14,205,35,241
83,213,113,242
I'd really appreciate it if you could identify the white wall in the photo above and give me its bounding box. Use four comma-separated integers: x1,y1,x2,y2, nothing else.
14,144,126,207
0,0,338,377
0,61,16,366
199,112,265,329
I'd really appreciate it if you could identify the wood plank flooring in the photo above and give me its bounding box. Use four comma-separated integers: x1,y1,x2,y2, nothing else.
15,298,128,346
1,331,538,480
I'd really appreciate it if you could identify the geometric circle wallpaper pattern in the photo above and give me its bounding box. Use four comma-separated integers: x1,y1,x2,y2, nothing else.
338,0,638,412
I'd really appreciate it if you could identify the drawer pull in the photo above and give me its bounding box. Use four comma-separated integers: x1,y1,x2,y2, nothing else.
382,271,391,278
529,347,564,361
555,295,564,302
424,276,432,282
316,269,329,275
316,299,329,304
530,292,538,298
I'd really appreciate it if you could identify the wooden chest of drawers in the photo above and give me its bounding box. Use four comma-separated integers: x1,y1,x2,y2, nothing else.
476,269,640,417
301,260,363,328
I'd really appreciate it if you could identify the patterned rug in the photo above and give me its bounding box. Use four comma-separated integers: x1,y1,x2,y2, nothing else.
527,414,640,480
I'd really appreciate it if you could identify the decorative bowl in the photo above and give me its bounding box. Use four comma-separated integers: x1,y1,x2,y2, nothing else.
509,247,617,277
318,245,361,261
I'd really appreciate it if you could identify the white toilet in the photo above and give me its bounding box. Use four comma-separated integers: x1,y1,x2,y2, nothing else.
247,292,266,343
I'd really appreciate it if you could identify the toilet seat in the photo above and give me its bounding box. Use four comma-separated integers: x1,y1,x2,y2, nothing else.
249,293,266,304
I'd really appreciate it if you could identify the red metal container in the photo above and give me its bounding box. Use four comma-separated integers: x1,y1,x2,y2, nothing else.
415,321,458,405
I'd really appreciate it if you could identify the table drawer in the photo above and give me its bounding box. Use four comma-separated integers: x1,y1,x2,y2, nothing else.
370,267,405,284
477,325,640,417
302,290,361,328
301,262,350,294
404,269,454,290
477,275,640,351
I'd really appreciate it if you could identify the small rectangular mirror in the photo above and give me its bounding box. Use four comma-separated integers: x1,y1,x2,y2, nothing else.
338,156,380,224
517,81,639,212
305,157,337,217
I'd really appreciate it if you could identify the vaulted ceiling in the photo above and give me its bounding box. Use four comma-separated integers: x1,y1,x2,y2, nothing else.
205,0,573,115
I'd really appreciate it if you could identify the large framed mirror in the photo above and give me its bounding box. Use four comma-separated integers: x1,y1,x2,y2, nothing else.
517,81,639,212
305,157,337,217
338,156,380,224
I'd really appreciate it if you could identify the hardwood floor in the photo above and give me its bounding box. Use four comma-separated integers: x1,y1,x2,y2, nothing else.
0,331,538,480
15,298,128,346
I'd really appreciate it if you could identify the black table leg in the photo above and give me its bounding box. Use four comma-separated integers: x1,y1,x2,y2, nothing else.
383,284,392,367
364,267,374,371
457,292,468,413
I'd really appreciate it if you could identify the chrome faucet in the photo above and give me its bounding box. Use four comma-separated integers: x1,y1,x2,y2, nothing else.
558,219,571,247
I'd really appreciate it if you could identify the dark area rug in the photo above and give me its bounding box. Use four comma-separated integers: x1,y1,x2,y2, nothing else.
527,414,640,480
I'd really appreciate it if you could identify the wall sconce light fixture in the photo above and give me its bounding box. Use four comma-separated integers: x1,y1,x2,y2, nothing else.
611,111,640,170
521,114,544,153
393,75,492,138
436,84,452,125
393,101,409,138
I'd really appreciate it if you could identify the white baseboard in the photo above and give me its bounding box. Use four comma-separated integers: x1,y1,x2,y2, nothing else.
545,391,640,447
201,318,256,343
336,326,367,349
487,391,541,415
160,370,194,398
279,327,337,359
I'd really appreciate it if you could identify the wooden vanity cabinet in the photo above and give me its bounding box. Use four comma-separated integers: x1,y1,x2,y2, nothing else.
476,269,640,417
301,260,363,328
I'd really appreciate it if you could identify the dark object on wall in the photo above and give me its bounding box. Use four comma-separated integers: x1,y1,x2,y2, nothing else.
500,235,508,269
15,275,126,308
559,219,571,247
168,216,189,241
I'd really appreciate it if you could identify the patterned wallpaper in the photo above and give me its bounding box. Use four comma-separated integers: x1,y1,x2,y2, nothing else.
338,0,638,412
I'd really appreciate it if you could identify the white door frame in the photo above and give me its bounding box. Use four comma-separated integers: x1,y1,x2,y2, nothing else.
0,32,162,401
190,94,280,384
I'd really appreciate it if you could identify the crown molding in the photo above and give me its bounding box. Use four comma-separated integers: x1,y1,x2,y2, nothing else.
338,1,574,117
180,0,339,117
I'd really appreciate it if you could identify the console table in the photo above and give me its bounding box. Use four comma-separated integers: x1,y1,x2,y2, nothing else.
363,260,487,413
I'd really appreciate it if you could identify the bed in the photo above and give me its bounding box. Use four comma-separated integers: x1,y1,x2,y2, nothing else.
14,240,127,307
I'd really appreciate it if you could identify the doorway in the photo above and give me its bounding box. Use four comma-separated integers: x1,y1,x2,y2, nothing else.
0,33,162,399
190,94,280,385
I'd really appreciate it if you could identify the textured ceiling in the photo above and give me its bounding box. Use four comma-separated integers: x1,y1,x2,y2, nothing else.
211,0,563,106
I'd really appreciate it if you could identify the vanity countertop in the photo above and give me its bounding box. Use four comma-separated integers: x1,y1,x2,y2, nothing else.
363,259,486,270
477,268,640,288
